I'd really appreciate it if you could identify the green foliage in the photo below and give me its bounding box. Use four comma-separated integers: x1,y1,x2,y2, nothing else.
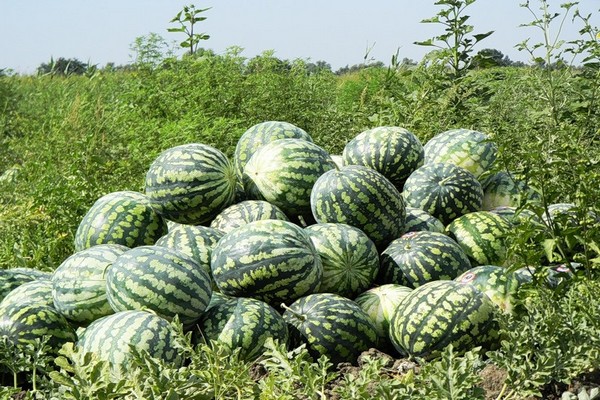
415,0,494,78
488,279,600,398
37,57,93,77
168,4,211,56
129,33,175,69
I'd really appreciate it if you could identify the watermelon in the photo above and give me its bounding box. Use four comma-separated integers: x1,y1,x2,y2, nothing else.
342,126,424,190
0,303,76,350
211,219,322,306
106,246,212,327
52,244,129,326
446,211,511,266
455,265,526,313
480,171,539,210
403,207,445,234
282,293,379,364
354,284,413,350
144,143,237,225
311,165,406,250
234,121,312,180
489,206,541,226
0,279,54,314
74,191,167,251
389,280,498,359
78,310,179,372
196,297,288,361
403,162,483,225
0,268,51,302
305,223,379,298
155,225,223,278
242,138,337,218
379,231,471,288
210,200,290,234
423,128,497,178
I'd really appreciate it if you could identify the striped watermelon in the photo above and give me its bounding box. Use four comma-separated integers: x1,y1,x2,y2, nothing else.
379,231,471,288
155,225,223,278
211,219,322,306
455,265,528,313
403,162,483,225
389,280,498,359
354,284,413,350
242,138,336,218
52,244,128,325
305,223,379,298
0,279,54,314
481,171,539,210
446,211,511,266
342,126,424,190
144,143,237,225
74,191,167,251
0,303,76,350
78,310,179,372
423,128,497,178
106,246,212,327
311,165,406,250
489,206,541,226
282,293,379,364
234,121,312,180
0,268,51,302
210,200,290,233
403,207,445,234
197,297,288,361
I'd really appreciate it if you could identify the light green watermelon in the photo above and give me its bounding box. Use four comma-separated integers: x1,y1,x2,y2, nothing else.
210,200,290,234
243,138,336,218
480,171,539,210
423,128,497,178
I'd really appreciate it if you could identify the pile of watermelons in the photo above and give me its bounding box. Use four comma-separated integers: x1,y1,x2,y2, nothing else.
0,121,588,371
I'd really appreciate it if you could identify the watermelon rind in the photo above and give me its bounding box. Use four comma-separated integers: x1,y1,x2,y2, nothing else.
210,200,290,234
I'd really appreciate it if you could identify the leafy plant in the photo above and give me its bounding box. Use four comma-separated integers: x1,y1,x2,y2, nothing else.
415,0,494,78
168,4,211,56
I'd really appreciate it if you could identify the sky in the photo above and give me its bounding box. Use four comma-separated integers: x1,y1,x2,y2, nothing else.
1,1,599,74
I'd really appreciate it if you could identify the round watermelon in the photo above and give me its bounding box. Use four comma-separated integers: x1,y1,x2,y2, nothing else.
342,126,424,190
403,207,445,234
0,279,54,314
74,191,168,251
305,223,379,298
403,162,483,225
354,284,413,350
144,143,237,225
52,244,129,325
197,297,288,361
379,231,471,288
283,293,379,365
210,200,290,234
446,211,511,266
423,128,497,178
211,219,322,306
480,171,539,210
1,268,52,303
106,246,212,327
242,138,337,218
78,310,180,372
311,165,406,250
389,280,498,359
234,121,312,180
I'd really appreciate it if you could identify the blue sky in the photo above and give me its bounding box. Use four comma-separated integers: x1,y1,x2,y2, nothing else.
1,1,598,74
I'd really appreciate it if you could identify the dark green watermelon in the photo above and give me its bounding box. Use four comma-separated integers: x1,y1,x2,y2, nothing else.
311,165,406,250
283,293,378,365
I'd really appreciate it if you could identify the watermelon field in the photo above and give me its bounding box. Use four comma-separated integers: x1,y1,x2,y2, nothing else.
1,2,600,399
